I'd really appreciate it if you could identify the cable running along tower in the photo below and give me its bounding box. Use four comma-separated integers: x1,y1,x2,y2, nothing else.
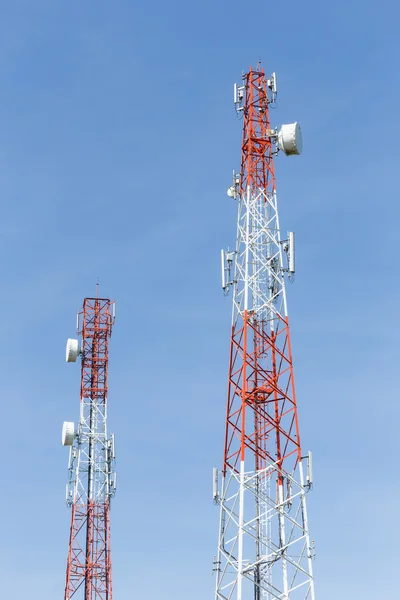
214,64,315,600
62,294,117,600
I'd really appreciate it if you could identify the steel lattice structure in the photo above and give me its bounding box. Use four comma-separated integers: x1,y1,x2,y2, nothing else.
64,296,116,600
214,65,315,600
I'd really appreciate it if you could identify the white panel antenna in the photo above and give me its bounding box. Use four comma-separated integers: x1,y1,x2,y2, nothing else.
109,434,116,460
213,467,219,502
271,71,277,94
234,83,244,111
227,170,240,198
306,451,313,487
65,484,73,502
109,473,117,497
288,231,295,273
221,250,235,293
267,72,277,101
221,250,227,290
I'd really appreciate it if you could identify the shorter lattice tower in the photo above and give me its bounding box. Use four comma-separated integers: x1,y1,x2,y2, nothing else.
61,291,117,600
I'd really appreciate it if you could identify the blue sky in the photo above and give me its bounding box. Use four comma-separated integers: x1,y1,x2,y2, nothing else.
0,1,399,598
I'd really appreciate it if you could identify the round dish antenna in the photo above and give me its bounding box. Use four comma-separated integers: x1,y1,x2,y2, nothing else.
66,338,80,363
278,122,302,156
227,186,236,198
62,421,75,446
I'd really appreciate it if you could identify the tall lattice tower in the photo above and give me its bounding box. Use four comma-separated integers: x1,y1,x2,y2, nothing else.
62,292,117,600
213,64,315,600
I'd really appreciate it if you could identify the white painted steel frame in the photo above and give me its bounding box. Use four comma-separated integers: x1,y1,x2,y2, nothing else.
66,398,116,506
214,184,315,600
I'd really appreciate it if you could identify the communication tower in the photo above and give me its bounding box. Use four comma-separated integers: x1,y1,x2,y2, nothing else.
214,64,316,600
62,293,116,600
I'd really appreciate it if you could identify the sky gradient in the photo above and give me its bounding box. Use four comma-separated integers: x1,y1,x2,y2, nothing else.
0,1,398,598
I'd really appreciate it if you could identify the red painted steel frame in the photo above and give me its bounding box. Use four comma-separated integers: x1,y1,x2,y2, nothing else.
64,298,113,600
223,66,302,482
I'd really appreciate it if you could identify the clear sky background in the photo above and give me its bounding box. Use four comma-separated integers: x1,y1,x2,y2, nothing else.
0,1,398,598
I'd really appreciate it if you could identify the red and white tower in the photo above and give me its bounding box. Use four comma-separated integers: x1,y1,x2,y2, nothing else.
62,293,116,600
214,64,315,600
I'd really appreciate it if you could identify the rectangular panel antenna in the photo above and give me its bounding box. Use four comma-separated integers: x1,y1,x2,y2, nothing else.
307,450,313,486
221,250,226,289
289,231,295,273
213,467,219,501
272,72,277,94
110,434,115,459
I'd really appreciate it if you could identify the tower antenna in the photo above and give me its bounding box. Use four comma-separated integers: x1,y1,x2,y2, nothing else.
214,64,315,600
62,294,117,600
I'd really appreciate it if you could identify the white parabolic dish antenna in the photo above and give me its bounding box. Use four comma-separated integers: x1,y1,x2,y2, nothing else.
62,421,75,446
66,338,80,363
278,122,302,156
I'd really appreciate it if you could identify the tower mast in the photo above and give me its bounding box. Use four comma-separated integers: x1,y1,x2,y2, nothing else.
62,294,117,600
215,64,315,600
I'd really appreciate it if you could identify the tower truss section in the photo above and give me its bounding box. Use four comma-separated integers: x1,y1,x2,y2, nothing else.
62,295,117,600
214,64,315,600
